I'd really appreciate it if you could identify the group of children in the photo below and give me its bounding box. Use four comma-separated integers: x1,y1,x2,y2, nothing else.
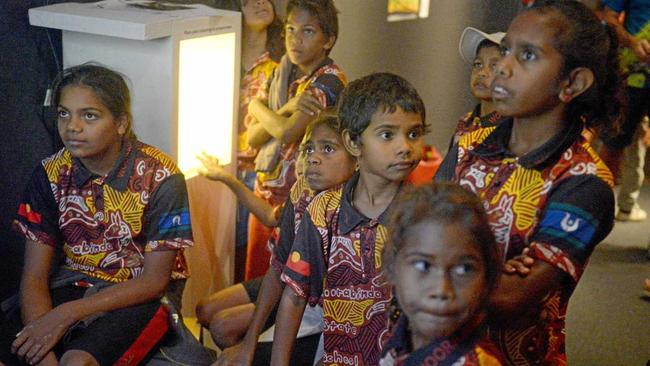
0,0,626,365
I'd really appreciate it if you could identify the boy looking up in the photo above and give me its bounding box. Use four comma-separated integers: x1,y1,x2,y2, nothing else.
245,0,346,280
272,73,427,366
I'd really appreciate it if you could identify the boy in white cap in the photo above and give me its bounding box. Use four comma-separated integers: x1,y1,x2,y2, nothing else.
452,27,506,144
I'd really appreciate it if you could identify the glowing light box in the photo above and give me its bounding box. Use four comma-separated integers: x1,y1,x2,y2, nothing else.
29,0,241,178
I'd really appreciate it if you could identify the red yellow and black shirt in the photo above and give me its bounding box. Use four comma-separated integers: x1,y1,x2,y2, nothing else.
14,139,193,283
436,119,615,366
254,57,346,208
282,172,394,366
453,104,502,143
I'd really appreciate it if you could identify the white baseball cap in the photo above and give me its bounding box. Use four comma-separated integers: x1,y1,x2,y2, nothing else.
459,27,506,64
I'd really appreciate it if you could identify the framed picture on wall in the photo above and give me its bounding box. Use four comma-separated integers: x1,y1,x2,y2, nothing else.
387,0,429,22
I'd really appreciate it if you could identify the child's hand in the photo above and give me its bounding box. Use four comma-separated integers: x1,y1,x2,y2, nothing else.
214,341,255,366
282,93,323,116
503,248,535,276
12,307,71,365
197,152,232,182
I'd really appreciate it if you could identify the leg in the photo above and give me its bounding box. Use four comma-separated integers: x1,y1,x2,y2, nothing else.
195,283,252,327
617,123,647,218
209,303,255,349
59,350,99,366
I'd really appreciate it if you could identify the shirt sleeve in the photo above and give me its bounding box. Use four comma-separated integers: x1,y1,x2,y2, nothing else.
13,165,61,247
280,210,327,306
143,173,194,252
271,197,295,274
529,175,614,282
309,73,346,107
601,0,625,12
434,143,459,182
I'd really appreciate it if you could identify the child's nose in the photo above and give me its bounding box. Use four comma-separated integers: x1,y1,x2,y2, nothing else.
66,116,83,132
396,135,414,156
430,272,455,300
495,57,512,78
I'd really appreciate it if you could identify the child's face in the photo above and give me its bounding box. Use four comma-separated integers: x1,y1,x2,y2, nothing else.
491,11,565,118
352,107,424,184
470,45,501,102
57,85,127,173
303,123,355,191
391,220,486,350
241,0,274,30
285,8,334,73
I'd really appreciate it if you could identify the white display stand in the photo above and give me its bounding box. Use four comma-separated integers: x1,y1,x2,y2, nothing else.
29,0,242,314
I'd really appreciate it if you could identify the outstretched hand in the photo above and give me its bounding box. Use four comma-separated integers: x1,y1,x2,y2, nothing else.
12,307,71,365
503,248,535,277
197,152,232,182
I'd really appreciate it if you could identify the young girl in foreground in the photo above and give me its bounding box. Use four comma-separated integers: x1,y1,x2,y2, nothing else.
436,1,622,364
380,183,504,365
2,64,192,366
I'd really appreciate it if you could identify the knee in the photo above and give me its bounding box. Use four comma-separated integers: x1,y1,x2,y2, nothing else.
59,350,99,366
209,311,242,349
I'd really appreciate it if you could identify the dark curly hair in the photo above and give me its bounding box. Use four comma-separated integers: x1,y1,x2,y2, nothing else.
383,183,501,298
337,72,426,142
528,0,625,135
286,0,339,54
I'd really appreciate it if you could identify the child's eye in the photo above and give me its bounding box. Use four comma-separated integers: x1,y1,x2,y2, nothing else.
83,112,98,121
520,50,536,62
472,61,483,71
304,28,315,36
285,25,295,34
452,263,476,276
412,260,431,273
304,145,315,154
408,128,422,140
499,45,510,57
489,62,499,72
379,131,393,140
322,144,335,154
57,109,69,119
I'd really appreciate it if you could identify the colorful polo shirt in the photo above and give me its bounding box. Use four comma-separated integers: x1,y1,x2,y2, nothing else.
282,172,393,366
238,51,277,172
436,119,615,365
270,175,315,274
453,104,502,142
380,315,504,366
254,57,346,208
14,139,193,283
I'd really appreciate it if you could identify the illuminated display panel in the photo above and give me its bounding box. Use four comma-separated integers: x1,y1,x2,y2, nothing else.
178,32,236,177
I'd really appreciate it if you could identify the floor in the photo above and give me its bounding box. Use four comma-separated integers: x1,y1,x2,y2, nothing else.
566,184,650,365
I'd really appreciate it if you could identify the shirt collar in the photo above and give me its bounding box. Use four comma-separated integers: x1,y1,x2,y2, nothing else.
338,171,397,234
472,118,583,170
292,57,333,85
72,138,135,190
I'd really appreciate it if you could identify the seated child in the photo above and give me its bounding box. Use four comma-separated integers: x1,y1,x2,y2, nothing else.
245,0,346,280
380,182,504,365
453,27,505,144
196,112,356,365
0,64,192,366
273,72,427,366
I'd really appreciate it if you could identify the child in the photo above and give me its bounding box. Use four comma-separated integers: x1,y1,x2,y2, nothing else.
245,0,346,280
453,27,505,143
273,73,427,366
197,112,356,365
380,182,504,365
436,1,622,364
216,0,284,278
0,64,193,366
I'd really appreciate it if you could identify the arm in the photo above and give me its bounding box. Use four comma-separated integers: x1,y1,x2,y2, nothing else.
601,6,650,60
14,240,58,365
270,286,307,366
13,249,176,365
217,268,284,366
247,94,322,146
198,152,278,227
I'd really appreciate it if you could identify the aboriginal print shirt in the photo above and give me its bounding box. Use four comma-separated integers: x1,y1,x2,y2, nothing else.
282,172,394,366
254,57,346,208
453,104,502,143
14,139,193,283
436,119,615,366
238,51,277,172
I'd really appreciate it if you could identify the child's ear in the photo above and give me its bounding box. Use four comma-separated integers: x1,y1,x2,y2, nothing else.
342,129,361,157
323,35,336,53
558,67,595,103
116,114,128,136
